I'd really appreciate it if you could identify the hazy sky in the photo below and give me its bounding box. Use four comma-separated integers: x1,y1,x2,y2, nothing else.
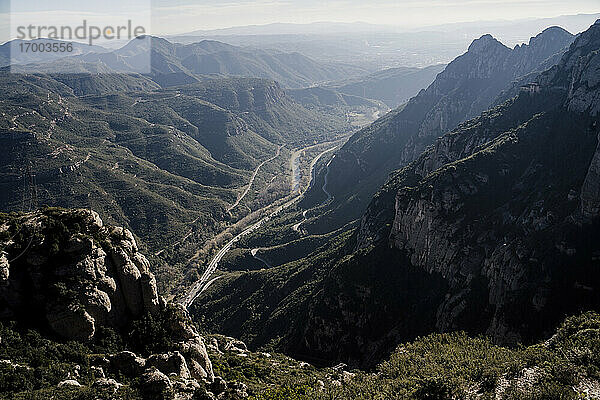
1,0,599,37
151,0,600,33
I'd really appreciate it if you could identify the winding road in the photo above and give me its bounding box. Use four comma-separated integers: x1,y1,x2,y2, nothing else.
180,141,341,308
228,145,283,212
251,248,273,268
291,148,337,233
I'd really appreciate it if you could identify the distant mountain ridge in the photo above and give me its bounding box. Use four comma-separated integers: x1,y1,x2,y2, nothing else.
5,36,368,89
325,64,446,107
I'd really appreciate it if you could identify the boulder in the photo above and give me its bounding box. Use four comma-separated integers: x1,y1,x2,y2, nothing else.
0,252,8,287
58,379,81,387
230,381,248,398
46,306,95,342
84,287,112,325
146,351,190,379
0,209,217,391
211,376,227,394
90,365,105,378
109,351,146,377
139,367,173,400
193,390,217,400
223,338,247,353
178,336,214,381
167,304,198,340
207,338,220,353
93,378,122,393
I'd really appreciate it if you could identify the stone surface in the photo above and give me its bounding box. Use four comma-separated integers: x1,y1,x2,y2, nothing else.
581,131,600,220
146,352,191,379
46,307,96,342
178,336,214,382
58,379,81,387
109,351,146,377
0,252,8,287
140,367,173,399
0,209,162,341
316,25,575,230
0,208,219,396
211,376,227,394
92,378,122,393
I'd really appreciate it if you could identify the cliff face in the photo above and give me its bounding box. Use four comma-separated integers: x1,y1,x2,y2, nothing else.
190,27,599,369
307,27,575,232
376,20,600,344
290,21,600,367
0,208,216,386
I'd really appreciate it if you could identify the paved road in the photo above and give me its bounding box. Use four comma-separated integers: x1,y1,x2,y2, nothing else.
227,145,282,212
180,142,340,308
292,210,308,233
291,147,337,233
155,145,281,257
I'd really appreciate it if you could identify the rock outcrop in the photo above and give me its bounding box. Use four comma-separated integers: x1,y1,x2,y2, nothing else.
368,20,600,345
0,208,216,387
146,352,191,379
0,208,161,341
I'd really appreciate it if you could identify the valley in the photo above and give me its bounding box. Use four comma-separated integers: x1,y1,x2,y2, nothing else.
189,20,600,377
2,7,600,400
181,137,347,309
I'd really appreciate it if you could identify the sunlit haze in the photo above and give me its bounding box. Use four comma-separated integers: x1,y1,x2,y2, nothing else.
153,0,599,33
1,0,599,37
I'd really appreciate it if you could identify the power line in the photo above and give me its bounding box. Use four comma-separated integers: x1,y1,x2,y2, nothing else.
3,140,39,263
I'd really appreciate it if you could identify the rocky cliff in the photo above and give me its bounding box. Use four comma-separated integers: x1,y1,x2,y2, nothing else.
0,208,162,341
306,26,575,233
361,19,600,347
0,208,233,399
296,22,600,366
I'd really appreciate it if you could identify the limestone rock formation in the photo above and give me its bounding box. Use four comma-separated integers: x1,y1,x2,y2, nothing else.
146,352,191,379
139,367,173,398
109,351,147,377
373,20,600,344
0,208,215,385
178,336,214,380
0,208,162,340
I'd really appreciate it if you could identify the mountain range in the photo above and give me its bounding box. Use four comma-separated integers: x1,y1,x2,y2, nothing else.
0,71,367,296
5,36,368,89
171,13,600,71
324,64,446,108
190,21,600,371
302,26,576,233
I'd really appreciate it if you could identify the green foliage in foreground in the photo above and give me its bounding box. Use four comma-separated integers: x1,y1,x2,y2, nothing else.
1,312,599,399
0,321,141,399
0,302,195,399
242,312,600,400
